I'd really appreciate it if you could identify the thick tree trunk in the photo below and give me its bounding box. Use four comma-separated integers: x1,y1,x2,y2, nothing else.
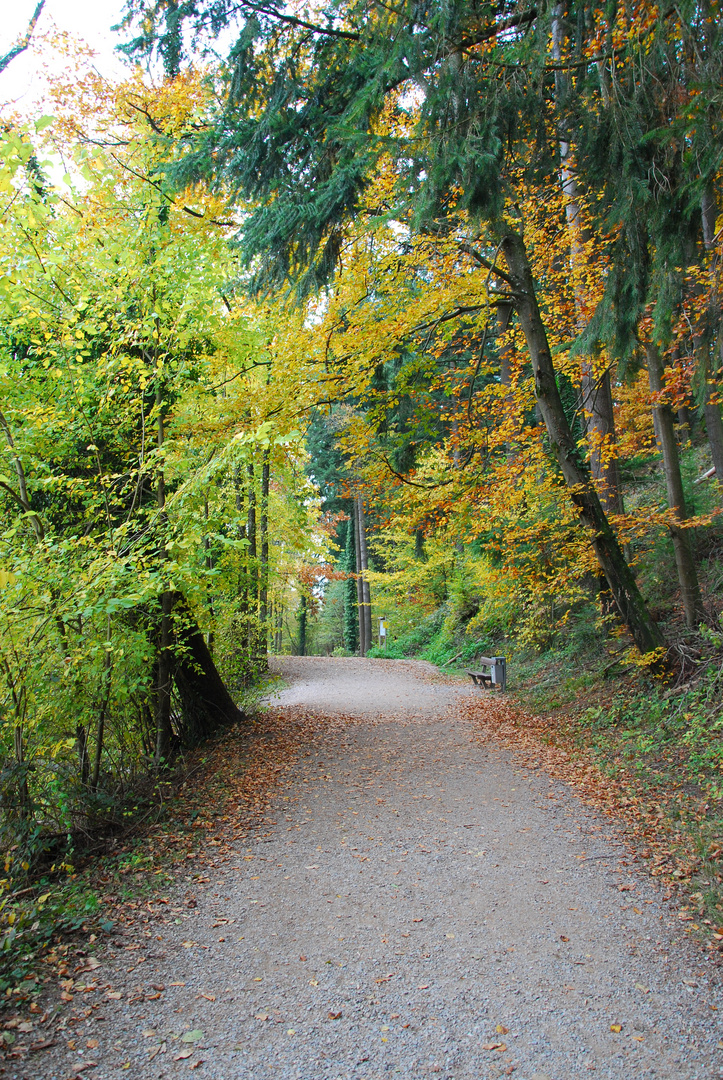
354,496,366,656
357,497,372,652
499,228,664,655
645,343,705,628
173,597,246,745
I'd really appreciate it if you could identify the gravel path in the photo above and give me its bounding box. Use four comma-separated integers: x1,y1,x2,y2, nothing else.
21,657,723,1080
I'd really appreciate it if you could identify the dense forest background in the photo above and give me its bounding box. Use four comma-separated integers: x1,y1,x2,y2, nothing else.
2,0,723,978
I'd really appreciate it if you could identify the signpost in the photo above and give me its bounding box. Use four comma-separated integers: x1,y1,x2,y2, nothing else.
378,617,388,651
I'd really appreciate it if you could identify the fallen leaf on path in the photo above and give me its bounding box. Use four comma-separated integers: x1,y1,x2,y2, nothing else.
299,955,307,961
142,1030,157,1038
610,1024,622,1033
328,1011,342,1020
174,1048,194,1060
635,983,649,993
254,1014,269,1021
189,1059,203,1069
375,974,394,983
86,1039,99,1049
199,994,216,1002
417,984,430,990
181,1030,204,1043
560,935,569,942
496,1025,509,1034
412,918,423,923
105,992,122,1000
482,1042,507,1051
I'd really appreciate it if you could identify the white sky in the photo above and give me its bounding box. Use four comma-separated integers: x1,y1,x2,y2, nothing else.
1,0,128,112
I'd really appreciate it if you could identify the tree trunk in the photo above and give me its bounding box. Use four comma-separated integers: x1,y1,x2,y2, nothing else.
259,450,270,661
203,494,215,653
645,343,705,628
354,496,366,656
154,378,174,765
699,186,723,494
172,597,246,744
357,496,372,652
155,589,174,764
297,593,307,656
580,368,623,515
343,511,359,653
247,462,259,663
90,624,113,793
499,228,664,655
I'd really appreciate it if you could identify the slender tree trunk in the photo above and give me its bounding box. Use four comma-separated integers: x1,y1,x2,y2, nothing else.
354,496,366,656
358,499,372,651
645,343,705,628
259,450,270,662
90,620,113,793
76,724,89,787
234,466,250,671
297,593,307,656
499,228,664,655
343,512,359,653
203,495,215,653
699,186,723,493
155,380,173,765
14,726,29,818
247,462,258,665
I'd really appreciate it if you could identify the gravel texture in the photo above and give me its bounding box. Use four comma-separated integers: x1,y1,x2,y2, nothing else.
19,657,723,1080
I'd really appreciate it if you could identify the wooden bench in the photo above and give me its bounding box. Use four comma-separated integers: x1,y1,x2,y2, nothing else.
467,655,507,691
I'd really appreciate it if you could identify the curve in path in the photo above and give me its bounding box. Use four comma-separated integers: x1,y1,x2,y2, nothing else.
28,657,723,1080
